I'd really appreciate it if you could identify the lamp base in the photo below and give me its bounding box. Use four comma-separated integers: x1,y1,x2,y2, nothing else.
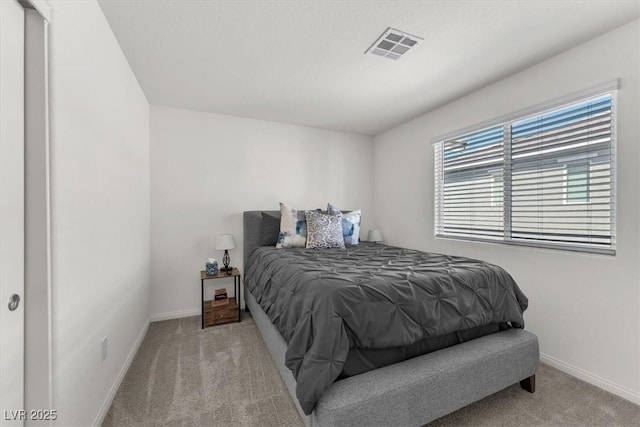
222,250,231,274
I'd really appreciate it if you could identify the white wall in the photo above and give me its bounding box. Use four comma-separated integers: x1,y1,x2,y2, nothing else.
374,20,640,403
150,106,374,319
48,1,150,425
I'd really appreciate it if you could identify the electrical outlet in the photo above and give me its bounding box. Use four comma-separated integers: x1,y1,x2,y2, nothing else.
101,337,108,362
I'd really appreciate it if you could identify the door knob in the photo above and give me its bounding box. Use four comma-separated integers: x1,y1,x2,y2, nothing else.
7,294,20,311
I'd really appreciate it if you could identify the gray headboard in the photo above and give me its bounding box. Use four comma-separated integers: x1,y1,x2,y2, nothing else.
243,210,280,266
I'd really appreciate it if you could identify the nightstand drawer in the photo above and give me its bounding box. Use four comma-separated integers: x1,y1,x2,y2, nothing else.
203,297,239,326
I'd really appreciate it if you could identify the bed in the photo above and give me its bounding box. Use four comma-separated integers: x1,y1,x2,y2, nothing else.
243,210,539,426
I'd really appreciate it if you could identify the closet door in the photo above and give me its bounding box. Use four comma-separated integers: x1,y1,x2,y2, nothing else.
0,0,25,424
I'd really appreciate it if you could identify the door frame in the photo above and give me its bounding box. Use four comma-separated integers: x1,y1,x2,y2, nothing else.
23,3,52,423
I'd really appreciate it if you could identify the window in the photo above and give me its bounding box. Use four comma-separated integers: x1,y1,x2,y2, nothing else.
491,173,504,206
565,163,590,203
434,88,616,254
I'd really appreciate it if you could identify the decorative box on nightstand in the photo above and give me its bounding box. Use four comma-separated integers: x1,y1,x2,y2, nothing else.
200,268,241,329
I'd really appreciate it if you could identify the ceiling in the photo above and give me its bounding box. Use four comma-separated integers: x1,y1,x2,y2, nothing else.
97,1,639,136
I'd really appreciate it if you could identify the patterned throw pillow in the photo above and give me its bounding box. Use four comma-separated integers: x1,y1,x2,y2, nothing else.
276,203,308,248
327,203,362,246
305,211,345,249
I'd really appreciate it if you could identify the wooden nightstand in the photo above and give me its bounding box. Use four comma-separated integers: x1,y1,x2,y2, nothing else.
200,268,241,329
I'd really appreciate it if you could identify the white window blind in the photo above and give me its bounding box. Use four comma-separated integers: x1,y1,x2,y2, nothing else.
435,125,505,240
434,91,616,254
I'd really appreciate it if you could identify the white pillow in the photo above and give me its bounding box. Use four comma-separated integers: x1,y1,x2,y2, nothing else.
327,203,362,246
276,202,308,248
276,202,321,248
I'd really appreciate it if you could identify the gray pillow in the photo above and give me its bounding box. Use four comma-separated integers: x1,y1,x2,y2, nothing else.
261,212,281,246
305,211,345,249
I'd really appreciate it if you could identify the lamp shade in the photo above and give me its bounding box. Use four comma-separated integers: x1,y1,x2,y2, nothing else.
367,229,383,242
215,234,236,250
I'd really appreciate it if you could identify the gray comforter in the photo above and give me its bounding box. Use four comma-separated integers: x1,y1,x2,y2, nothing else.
245,243,528,415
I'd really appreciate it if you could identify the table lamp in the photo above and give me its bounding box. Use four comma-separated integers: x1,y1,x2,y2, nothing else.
216,233,236,274
368,229,384,243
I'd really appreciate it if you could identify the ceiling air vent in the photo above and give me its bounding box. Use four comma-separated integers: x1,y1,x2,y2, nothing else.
365,27,423,60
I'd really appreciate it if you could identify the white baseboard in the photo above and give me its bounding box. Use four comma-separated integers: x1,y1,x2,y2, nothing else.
540,352,640,405
93,318,150,427
150,308,200,322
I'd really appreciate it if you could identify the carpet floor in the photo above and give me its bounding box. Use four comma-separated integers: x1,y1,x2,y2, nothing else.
103,314,639,426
